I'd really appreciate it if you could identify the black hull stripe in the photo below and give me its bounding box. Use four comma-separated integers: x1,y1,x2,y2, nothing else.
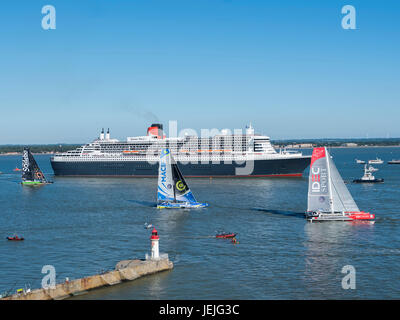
51,157,311,177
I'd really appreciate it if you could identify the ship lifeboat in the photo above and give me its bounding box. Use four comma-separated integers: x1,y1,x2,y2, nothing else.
216,233,237,239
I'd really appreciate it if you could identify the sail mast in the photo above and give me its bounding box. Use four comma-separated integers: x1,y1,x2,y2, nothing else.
325,147,334,213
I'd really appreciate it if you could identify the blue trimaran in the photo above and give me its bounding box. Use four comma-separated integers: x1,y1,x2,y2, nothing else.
157,149,208,209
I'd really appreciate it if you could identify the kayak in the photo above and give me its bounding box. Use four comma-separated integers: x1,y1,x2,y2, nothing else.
7,236,24,241
216,233,237,239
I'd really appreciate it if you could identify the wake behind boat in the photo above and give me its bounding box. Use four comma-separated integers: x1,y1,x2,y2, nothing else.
306,147,375,222
157,148,208,209
21,147,52,185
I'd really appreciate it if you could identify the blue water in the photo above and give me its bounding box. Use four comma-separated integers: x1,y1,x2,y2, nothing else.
0,148,399,299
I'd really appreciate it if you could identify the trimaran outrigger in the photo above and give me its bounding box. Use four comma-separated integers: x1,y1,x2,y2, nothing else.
306,147,375,222
21,147,52,185
157,148,208,209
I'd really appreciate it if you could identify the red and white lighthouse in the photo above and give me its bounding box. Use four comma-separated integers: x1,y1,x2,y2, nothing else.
150,228,160,259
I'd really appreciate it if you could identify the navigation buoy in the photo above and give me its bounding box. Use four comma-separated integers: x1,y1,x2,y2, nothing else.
150,228,160,259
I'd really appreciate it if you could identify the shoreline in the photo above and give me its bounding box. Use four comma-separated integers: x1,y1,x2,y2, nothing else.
0,152,55,156
282,145,400,149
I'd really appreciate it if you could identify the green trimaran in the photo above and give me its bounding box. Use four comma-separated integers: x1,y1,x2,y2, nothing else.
21,147,52,185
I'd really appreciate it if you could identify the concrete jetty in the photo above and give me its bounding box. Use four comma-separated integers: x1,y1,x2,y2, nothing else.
2,228,172,300
1,257,173,300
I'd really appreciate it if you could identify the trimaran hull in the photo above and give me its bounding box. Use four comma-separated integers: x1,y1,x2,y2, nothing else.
21,181,52,186
305,211,375,222
157,202,208,209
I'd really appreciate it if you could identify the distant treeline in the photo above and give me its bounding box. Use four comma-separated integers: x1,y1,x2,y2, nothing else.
1,138,400,154
0,144,81,154
272,138,400,147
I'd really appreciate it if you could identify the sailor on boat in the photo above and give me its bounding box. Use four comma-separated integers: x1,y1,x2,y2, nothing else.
21,147,52,185
156,148,208,209
305,147,375,222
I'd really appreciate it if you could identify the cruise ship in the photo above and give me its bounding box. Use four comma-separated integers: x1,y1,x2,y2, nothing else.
51,124,311,177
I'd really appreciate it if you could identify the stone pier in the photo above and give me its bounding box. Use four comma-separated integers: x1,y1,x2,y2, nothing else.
1,257,173,300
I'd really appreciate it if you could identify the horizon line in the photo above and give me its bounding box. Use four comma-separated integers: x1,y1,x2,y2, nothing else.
2,136,400,146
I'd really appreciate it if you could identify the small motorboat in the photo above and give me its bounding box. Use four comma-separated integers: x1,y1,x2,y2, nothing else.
368,158,383,165
353,164,384,183
355,159,365,164
7,235,24,241
13,167,21,172
216,233,237,239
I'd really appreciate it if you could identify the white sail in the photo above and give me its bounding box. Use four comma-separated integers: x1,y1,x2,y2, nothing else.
327,154,360,212
157,149,175,202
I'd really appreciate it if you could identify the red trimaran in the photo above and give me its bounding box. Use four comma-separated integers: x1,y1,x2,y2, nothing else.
306,147,375,222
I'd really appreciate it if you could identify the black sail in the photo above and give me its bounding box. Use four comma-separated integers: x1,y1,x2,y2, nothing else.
171,162,190,198
169,153,196,203
22,147,47,183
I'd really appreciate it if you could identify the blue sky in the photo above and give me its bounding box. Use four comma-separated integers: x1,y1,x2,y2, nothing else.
0,0,399,143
